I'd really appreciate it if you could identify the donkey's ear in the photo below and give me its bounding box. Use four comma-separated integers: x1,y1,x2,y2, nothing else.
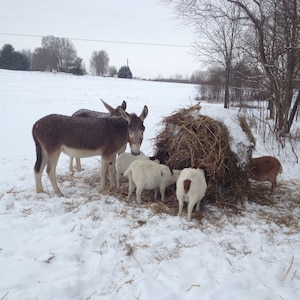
119,107,130,123
140,105,148,121
101,99,114,114
121,100,127,111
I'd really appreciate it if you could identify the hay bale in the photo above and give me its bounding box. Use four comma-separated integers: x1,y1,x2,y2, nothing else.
152,104,255,207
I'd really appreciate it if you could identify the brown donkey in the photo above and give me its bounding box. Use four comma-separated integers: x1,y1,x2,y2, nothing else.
32,105,148,196
70,99,127,172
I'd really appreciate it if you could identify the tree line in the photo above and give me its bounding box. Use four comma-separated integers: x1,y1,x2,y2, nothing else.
165,0,300,136
0,35,132,78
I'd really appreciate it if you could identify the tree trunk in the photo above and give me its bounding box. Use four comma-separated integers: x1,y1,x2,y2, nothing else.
224,58,231,109
286,90,300,133
267,98,274,119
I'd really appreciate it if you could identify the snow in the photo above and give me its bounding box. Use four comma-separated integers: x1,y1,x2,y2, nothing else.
199,104,254,167
0,69,300,300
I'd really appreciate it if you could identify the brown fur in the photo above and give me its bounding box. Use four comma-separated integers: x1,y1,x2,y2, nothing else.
249,156,282,193
183,179,191,193
150,149,169,164
70,100,128,172
33,115,128,158
32,105,148,196
72,99,127,119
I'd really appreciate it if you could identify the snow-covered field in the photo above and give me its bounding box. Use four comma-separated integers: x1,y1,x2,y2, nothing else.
0,69,299,300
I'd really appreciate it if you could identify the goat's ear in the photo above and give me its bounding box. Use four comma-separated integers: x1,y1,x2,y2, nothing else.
119,107,130,123
101,99,114,114
140,105,148,121
121,100,127,111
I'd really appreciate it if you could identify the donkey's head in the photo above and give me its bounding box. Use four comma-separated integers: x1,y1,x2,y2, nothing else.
101,99,127,117
119,105,148,155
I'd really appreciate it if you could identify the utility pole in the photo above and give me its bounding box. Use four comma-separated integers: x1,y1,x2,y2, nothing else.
126,59,129,79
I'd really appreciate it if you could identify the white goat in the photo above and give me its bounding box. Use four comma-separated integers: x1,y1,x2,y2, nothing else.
116,152,147,189
176,168,207,221
124,159,181,204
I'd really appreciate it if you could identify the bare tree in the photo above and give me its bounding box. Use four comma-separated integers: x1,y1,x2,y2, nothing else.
164,0,242,108
32,36,77,72
108,65,118,77
56,38,77,72
41,36,77,72
90,50,110,76
32,47,54,71
228,0,300,135
165,0,300,135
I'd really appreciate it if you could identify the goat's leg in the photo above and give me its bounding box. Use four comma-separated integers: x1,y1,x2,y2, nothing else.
271,179,277,193
195,199,201,211
177,197,184,217
187,200,196,221
159,185,166,202
46,150,63,196
127,174,135,202
135,184,144,204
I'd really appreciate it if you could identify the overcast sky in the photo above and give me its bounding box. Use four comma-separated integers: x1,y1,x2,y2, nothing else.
0,0,201,79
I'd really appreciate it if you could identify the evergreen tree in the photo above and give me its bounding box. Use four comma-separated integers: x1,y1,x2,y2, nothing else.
0,44,14,69
0,44,30,70
108,65,118,77
70,57,86,75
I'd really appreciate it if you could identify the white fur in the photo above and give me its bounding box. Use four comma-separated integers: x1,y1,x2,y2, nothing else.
116,151,147,189
176,168,207,221
124,159,181,204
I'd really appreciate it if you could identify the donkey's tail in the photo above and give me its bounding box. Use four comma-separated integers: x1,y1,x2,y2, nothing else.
32,127,43,173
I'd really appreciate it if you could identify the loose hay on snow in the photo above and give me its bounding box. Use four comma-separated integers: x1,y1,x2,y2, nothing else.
152,104,256,208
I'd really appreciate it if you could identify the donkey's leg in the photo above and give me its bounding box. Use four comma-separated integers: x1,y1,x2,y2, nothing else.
109,154,117,188
34,150,48,194
114,144,127,189
116,168,121,190
69,157,74,172
46,150,63,196
100,158,110,192
75,158,82,172
69,157,81,172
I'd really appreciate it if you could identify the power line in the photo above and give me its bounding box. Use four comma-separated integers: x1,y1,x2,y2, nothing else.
0,32,191,48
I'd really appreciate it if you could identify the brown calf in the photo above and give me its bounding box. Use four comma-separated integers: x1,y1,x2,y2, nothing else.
248,156,282,192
